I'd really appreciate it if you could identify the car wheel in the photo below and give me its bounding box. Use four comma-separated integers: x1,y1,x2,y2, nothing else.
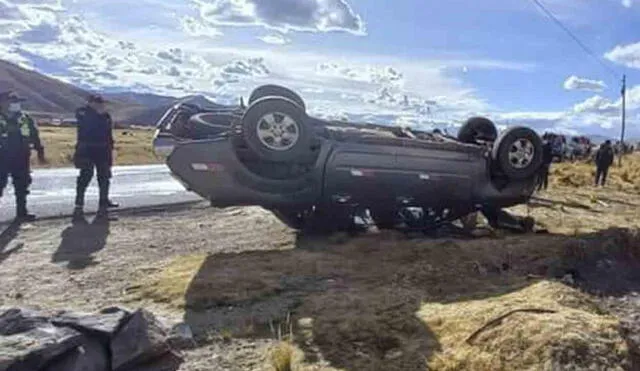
242,96,313,162
248,84,306,111
458,117,498,144
492,126,543,180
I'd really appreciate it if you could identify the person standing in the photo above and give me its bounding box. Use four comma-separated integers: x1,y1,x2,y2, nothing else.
73,94,119,215
0,91,46,221
537,140,553,191
595,140,615,187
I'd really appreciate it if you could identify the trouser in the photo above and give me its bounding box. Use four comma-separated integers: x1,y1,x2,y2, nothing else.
74,145,112,208
595,166,609,186
537,165,550,191
0,151,32,216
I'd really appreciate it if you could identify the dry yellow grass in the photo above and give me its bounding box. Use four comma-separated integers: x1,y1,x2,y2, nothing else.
269,342,297,371
551,153,640,192
421,281,629,371
31,126,160,168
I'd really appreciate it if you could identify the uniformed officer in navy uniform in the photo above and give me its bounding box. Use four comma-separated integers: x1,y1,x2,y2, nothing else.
74,94,119,215
0,91,46,221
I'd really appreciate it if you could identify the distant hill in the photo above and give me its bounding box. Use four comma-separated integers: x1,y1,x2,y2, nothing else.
0,59,226,126
588,134,615,145
0,59,95,114
102,92,177,108
108,94,226,126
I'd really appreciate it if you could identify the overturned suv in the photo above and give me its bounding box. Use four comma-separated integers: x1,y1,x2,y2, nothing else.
153,85,543,232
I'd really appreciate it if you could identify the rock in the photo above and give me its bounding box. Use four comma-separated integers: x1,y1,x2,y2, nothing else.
43,337,109,371
167,323,196,350
0,308,48,336
110,309,171,371
0,324,83,371
52,309,129,339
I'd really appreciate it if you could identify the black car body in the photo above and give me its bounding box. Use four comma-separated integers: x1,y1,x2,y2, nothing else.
153,85,543,231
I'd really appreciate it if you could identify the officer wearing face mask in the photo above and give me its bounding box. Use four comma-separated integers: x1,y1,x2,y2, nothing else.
0,91,46,222
73,94,118,216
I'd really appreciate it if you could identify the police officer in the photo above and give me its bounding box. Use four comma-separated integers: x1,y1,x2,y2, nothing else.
595,140,615,187
74,94,118,214
0,91,46,221
537,140,553,191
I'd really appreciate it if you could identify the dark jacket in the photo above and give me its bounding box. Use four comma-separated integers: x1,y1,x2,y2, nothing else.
75,106,114,148
542,142,553,166
0,112,43,157
595,145,614,168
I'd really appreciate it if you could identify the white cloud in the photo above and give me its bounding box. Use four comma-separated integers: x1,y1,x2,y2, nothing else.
572,95,620,115
316,62,403,85
623,0,633,8
191,0,366,35
157,48,184,64
258,34,290,45
563,75,607,92
605,42,640,69
180,15,223,38
495,111,566,132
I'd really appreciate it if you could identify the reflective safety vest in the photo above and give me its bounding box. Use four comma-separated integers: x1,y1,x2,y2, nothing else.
0,113,35,139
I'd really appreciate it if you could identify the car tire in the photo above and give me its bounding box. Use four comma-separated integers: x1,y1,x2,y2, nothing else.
458,117,498,144
492,126,543,180
248,84,306,111
241,96,313,163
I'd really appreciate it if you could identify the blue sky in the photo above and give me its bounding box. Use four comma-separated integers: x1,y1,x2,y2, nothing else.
1,0,640,137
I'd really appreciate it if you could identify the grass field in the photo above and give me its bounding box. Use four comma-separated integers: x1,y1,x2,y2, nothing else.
32,126,160,168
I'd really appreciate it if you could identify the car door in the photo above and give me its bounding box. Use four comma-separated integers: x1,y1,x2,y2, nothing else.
323,140,398,206
392,141,477,208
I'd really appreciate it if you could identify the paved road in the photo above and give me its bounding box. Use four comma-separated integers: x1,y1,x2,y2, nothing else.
0,165,201,222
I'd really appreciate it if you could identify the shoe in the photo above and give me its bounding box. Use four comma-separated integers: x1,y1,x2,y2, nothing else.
99,200,119,209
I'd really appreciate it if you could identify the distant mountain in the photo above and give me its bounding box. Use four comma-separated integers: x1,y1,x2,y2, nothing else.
111,94,226,126
102,92,177,108
0,59,149,120
0,59,228,126
588,134,615,145
0,59,95,114
178,95,226,110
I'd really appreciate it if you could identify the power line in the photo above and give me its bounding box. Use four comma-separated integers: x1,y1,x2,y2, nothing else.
529,0,619,80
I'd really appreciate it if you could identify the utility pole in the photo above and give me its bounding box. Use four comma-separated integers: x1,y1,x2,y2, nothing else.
619,74,627,167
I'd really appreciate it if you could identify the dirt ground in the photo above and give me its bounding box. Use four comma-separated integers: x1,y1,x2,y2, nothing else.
3,159,640,370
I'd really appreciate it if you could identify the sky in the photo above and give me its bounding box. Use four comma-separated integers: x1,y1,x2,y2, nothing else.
1,0,640,137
